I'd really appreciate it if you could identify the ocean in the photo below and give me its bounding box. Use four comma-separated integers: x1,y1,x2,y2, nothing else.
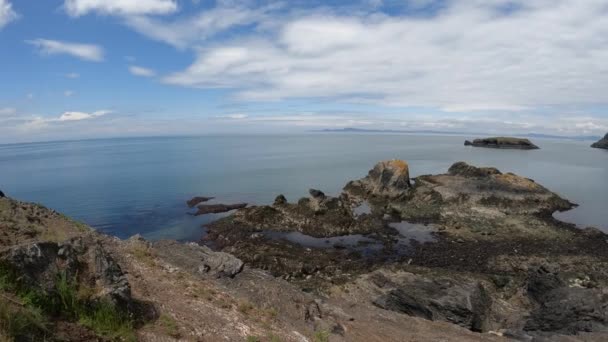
1,134,606,241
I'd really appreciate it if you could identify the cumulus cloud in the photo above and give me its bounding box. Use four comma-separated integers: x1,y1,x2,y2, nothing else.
161,0,608,111
27,39,104,62
0,0,17,29
64,0,177,17
56,110,111,122
124,3,281,49
129,65,156,77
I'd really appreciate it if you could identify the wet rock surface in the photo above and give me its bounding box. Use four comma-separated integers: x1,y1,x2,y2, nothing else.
591,133,608,149
465,137,540,149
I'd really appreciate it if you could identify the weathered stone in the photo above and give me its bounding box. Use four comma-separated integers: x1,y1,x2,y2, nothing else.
153,240,244,278
344,160,411,198
448,162,501,178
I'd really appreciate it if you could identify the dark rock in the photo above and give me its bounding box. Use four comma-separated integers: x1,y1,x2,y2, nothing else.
309,189,326,199
273,194,287,206
187,196,214,208
464,137,539,150
591,133,608,149
0,190,4,198
194,203,247,216
373,275,492,332
153,240,244,278
448,162,501,178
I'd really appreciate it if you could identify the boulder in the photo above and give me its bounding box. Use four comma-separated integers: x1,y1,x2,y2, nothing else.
591,133,608,149
153,240,244,278
0,190,4,197
273,194,287,206
344,160,411,198
465,137,539,150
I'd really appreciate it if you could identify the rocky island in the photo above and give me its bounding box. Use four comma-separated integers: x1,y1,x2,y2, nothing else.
591,133,608,149
465,137,540,149
2,160,608,341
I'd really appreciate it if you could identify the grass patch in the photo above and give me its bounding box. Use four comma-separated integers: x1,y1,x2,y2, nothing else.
0,297,48,341
246,336,260,342
0,264,135,341
313,330,330,342
237,300,255,315
158,314,180,338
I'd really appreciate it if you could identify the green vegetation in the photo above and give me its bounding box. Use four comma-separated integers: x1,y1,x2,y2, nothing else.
0,264,135,341
159,314,180,338
246,336,261,342
313,329,330,342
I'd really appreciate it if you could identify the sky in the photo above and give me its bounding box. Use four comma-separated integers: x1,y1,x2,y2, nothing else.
1,0,608,143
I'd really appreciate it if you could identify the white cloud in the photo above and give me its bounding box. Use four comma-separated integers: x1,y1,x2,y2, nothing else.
129,65,156,77
0,0,17,29
0,107,16,116
65,72,80,79
57,110,111,122
125,3,281,49
64,90,75,97
162,0,608,110
217,113,249,119
27,39,104,62
64,0,177,17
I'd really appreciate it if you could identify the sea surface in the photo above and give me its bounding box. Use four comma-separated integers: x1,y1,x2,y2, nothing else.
1,134,606,241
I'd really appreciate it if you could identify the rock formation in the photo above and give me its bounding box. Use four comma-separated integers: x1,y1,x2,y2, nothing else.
465,137,540,149
591,133,608,149
194,203,247,216
187,196,214,208
344,159,411,198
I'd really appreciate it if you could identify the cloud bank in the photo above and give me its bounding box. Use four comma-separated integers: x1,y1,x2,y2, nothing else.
64,0,177,17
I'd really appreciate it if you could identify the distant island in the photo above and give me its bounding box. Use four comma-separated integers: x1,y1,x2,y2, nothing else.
591,133,608,149
464,137,540,150
317,128,601,141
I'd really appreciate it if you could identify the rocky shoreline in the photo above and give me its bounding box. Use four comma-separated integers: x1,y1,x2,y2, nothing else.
591,133,608,149
2,160,608,341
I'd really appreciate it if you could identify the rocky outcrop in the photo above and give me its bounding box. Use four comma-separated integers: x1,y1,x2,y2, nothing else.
153,239,244,278
371,272,492,332
194,203,247,216
465,137,540,150
187,196,214,208
448,162,501,178
0,190,4,197
591,133,608,149
0,235,132,306
344,160,411,198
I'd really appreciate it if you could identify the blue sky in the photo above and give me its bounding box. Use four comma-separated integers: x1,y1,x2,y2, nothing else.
1,0,608,143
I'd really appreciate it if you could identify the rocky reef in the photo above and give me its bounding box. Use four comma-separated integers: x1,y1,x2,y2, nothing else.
206,159,608,340
591,133,608,149
465,137,540,149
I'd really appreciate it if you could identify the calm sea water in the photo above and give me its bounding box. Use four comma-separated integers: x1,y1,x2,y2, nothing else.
1,134,606,241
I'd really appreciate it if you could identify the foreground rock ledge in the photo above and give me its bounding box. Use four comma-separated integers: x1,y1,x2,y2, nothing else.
465,137,540,150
